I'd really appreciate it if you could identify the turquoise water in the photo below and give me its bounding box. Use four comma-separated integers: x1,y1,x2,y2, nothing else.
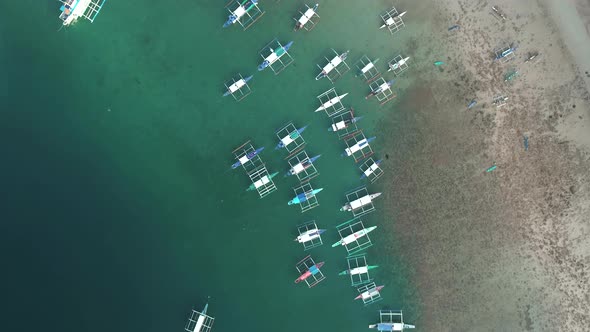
1,0,423,330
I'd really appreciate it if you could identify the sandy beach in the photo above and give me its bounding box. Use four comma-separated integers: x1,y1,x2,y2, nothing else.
380,0,590,330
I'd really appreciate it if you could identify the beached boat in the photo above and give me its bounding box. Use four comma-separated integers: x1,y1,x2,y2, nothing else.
231,147,264,169
294,3,319,31
339,264,379,276
379,11,406,29
58,0,106,25
246,171,278,191
276,125,308,149
286,154,321,176
294,261,325,283
504,70,518,82
361,159,382,179
316,50,350,80
329,116,362,132
288,188,323,205
341,193,381,212
331,225,377,247
258,41,294,71
223,75,253,97
355,285,384,300
388,57,410,72
525,52,539,63
223,0,258,28
315,93,348,112
366,80,395,99
342,136,375,157
494,46,516,61
448,24,460,32
295,228,326,243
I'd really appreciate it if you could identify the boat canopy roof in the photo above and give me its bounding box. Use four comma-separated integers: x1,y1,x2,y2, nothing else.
233,6,247,18
350,195,372,209
253,175,271,189
292,163,306,174
298,8,315,25
363,162,380,176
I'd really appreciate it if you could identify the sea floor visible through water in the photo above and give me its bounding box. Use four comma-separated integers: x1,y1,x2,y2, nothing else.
0,0,445,331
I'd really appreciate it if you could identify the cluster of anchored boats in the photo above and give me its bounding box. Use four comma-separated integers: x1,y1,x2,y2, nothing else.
221,3,413,107
218,2,416,332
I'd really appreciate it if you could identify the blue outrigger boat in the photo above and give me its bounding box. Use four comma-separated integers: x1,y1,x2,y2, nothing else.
231,146,264,169
288,188,323,205
258,41,294,71
223,0,258,28
276,125,307,149
342,136,376,157
286,155,321,177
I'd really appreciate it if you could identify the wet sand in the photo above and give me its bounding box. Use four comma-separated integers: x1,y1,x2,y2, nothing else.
380,0,590,330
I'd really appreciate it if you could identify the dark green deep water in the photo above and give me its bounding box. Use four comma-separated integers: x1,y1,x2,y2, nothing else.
0,0,425,331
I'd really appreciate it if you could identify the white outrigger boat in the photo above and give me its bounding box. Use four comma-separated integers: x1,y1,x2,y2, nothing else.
340,193,381,212
223,75,253,98
294,3,319,31
295,228,326,243
343,136,375,157
379,11,406,29
332,226,377,247
258,41,294,71
315,93,348,112
58,0,106,26
369,310,415,331
358,58,379,77
388,57,410,72
316,50,350,80
185,301,215,332
223,0,264,30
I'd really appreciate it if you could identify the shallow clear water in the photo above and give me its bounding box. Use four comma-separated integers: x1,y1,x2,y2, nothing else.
0,0,423,330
